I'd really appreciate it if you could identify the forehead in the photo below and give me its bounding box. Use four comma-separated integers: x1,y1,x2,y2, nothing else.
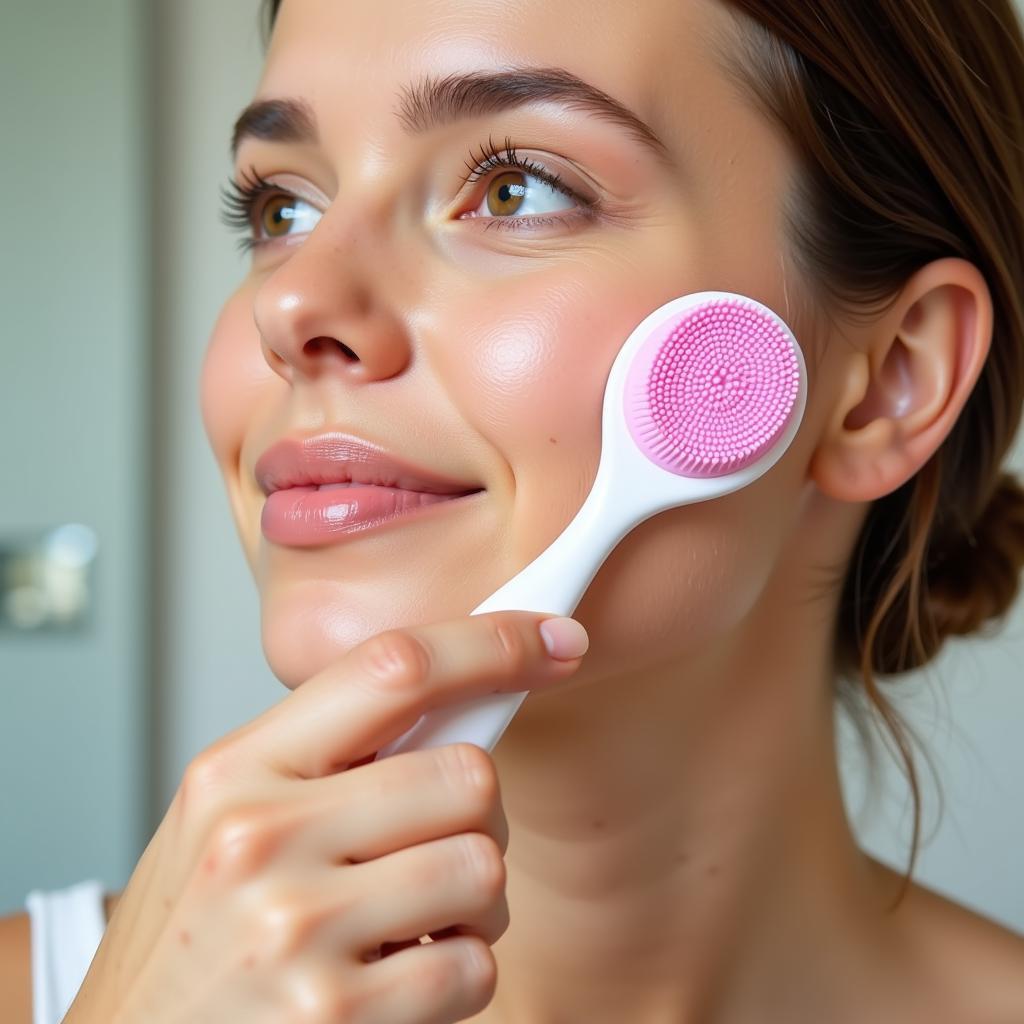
255,0,795,263
260,0,742,148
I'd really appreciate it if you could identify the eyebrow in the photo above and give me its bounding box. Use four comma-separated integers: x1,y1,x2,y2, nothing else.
230,66,673,167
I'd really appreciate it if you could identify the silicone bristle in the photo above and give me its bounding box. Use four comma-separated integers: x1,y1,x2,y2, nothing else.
623,297,801,478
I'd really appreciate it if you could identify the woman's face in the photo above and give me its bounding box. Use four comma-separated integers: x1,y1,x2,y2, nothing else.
201,0,820,690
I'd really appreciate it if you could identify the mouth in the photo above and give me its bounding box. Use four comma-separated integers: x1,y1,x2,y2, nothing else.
254,430,485,547
254,431,483,496
265,477,483,498
260,480,485,547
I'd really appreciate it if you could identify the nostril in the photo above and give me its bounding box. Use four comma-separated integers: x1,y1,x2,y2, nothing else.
304,337,358,360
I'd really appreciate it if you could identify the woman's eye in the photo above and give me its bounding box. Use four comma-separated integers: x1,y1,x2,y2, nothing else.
464,169,579,222
222,150,595,254
257,193,321,241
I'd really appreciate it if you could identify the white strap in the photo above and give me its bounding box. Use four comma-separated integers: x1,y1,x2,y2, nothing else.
26,880,106,1024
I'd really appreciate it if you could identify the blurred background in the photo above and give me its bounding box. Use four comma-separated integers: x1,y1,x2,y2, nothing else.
1,0,1022,931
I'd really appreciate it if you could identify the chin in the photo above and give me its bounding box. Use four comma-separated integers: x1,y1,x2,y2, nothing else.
257,569,484,689
259,584,388,689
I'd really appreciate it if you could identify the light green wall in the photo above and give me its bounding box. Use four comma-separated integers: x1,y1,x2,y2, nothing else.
0,0,149,912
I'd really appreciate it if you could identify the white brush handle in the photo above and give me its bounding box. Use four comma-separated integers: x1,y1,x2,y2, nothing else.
374,466,636,759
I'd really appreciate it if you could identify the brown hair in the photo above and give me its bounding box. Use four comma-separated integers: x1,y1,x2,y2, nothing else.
710,1,1024,908
259,0,1024,906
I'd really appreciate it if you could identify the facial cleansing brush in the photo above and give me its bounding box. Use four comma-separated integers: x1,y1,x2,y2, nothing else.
374,291,807,760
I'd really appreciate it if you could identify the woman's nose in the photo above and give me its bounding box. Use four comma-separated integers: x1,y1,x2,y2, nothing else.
252,228,412,386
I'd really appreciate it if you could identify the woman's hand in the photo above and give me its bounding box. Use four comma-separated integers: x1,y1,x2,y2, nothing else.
65,611,588,1024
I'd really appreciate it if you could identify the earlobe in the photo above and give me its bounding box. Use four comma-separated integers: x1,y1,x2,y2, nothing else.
809,257,993,504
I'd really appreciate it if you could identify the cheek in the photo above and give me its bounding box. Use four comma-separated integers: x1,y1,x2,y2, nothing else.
200,286,278,474
459,276,604,436
435,272,637,562
570,479,786,691
200,286,283,573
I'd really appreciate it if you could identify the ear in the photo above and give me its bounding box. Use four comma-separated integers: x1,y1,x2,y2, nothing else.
809,257,993,502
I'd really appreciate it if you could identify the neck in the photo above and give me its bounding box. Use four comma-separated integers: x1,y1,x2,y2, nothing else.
476,572,900,1023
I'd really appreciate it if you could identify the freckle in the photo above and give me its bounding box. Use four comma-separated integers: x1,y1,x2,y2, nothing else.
179,929,191,946
707,864,720,877
163,897,171,910
548,437,557,444
674,851,690,865
591,819,606,830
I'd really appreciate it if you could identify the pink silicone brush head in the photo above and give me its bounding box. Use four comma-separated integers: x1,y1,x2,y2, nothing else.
623,295,802,478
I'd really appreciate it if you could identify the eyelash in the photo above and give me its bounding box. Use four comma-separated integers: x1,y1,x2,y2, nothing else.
219,134,598,252
459,134,598,233
219,167,284,253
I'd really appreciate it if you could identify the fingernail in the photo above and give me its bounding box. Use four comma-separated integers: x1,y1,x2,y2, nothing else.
539,617,589,660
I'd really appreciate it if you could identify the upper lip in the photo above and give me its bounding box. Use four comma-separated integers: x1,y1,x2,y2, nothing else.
254,432,484,497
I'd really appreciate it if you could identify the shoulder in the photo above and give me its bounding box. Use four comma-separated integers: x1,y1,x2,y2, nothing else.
0,909,31,1024
868,856,1024,1023
0,888,123,1024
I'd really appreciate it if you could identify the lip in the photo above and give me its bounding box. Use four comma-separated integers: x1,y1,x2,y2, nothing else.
254,432,485,548
255,432,483,497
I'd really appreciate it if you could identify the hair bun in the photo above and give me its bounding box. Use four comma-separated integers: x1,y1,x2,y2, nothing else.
926,471,1024,638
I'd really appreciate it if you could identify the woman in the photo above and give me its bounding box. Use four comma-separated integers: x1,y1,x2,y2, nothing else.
9,0,1024,1021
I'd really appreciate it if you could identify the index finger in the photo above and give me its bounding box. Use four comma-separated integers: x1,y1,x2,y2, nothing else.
239,611,587,780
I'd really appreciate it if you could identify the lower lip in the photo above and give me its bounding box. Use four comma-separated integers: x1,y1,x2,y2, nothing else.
261,483,484,547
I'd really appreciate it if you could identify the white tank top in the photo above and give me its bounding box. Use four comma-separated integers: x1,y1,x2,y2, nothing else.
25,880,106,1024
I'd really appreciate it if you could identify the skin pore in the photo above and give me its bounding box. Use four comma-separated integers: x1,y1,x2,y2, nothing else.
196,0,1017,1021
